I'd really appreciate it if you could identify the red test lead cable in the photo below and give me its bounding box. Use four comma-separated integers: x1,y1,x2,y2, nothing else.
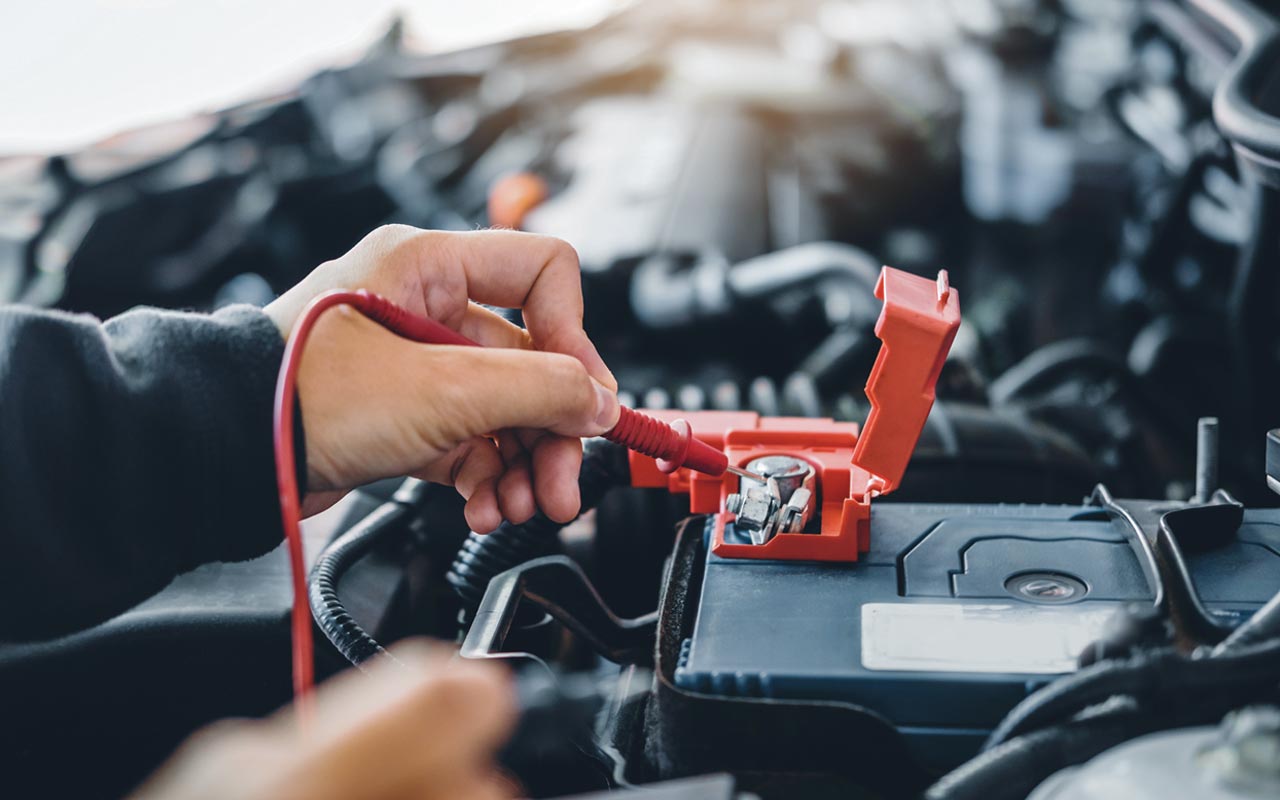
273,289,751,724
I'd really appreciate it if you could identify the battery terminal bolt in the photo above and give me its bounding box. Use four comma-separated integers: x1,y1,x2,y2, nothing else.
725,455,816,545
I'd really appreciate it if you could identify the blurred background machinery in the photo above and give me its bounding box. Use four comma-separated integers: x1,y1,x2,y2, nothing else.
3,1,1280,798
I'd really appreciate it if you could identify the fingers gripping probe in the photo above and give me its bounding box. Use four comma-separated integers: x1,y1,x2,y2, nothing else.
346,288,766,482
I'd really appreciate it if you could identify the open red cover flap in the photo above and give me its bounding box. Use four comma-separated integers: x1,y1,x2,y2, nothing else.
852,268,961,497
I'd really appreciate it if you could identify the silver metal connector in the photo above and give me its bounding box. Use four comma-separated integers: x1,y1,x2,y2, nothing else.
724,455,816,545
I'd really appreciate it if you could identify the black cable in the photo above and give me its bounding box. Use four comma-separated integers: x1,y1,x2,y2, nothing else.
988,337,1189,450
930,684,1280,800
928,711,1159,800
308,484,422,669
984,638,1280,750
988,338,1135,406
446,438,631,617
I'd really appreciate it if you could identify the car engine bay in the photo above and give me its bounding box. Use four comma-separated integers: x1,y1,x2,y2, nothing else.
4,0,1280,798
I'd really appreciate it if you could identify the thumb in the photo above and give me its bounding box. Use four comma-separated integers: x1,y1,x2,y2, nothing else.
420,345,620,442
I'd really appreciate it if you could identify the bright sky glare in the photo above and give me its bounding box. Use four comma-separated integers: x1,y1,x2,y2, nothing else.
0,0,615,154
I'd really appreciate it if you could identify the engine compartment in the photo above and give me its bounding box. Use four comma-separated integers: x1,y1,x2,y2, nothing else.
4,1,1280,798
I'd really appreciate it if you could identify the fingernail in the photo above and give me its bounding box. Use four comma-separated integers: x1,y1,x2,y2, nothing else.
593,380,620,431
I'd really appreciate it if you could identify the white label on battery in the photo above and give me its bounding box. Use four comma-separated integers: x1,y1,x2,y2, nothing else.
861,603,1119,674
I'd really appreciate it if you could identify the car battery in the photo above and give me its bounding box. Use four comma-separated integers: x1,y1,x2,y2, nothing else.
622,267,1280,768
672,498,1280,766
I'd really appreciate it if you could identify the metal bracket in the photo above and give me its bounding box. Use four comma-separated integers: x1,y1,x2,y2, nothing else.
461,556,657,666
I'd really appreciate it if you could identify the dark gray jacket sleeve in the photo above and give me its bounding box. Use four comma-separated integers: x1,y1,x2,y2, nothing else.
0,304,299,641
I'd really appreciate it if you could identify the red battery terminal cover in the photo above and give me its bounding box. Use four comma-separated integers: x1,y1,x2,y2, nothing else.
627,266,961,562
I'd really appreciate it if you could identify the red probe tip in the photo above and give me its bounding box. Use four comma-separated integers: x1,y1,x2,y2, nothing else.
604,408,729,477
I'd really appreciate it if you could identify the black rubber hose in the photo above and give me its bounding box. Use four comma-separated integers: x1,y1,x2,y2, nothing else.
933,685,1280,800
988,337,1191,448
928,711,1158,800
929,683,1280,800
984,638,1280,749
629,242,881,329
309,495,414,669
446,438,630,615
988,338,1136,406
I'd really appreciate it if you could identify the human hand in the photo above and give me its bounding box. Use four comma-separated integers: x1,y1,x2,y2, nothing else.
264,226,620,531
131,642,516,800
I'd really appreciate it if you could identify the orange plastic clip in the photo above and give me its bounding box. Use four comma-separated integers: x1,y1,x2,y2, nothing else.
627,266,960,562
